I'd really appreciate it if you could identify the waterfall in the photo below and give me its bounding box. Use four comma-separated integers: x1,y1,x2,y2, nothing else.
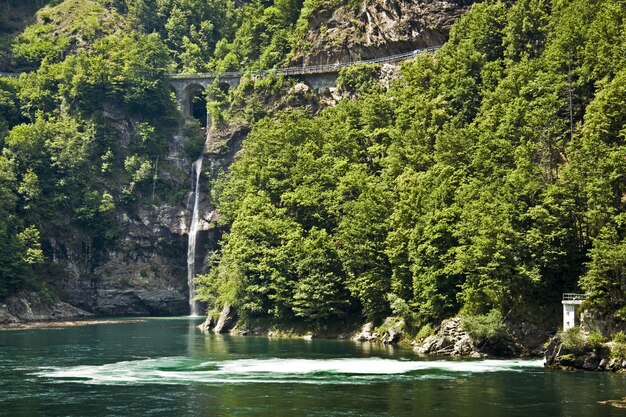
187,156,203,316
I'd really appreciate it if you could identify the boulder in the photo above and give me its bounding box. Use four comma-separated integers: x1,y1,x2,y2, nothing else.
381,317,404,345
414,316,518,357
213,304,238,333
353,322,376,342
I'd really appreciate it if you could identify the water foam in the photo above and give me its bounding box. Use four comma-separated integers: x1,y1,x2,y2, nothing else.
33,357,544,386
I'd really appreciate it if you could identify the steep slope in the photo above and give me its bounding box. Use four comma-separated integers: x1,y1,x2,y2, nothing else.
291,0,475,65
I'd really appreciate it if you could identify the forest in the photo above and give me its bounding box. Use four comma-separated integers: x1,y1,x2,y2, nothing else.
0,0,625,335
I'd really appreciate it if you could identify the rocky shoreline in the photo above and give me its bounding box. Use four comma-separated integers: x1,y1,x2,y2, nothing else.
544,334,626,372
0,291,93,324
5,297,624,374
198,308,552,360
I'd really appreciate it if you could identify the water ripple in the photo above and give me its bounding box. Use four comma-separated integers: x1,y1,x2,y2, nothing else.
32,357,544,386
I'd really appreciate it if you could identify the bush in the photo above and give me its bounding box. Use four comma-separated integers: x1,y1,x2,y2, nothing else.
460,309,507,342
587,330,606,348
610,342,626,359
609,331,626,359
386,293,410,319
182,120,206,159
337,63,382,95
561,327,589,353
613,331,626,344
416,323,435,340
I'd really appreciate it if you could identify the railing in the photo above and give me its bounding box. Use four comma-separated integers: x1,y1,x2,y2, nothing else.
1,46,442,81
563,293,588,301
169,45,441,80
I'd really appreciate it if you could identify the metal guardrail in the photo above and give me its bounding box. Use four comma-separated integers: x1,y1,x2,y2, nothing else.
563,293,587,301
0,72,19,78
168,45,442,80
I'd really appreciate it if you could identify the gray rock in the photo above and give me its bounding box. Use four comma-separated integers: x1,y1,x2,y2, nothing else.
293,0,475,67
414,316,519,357
0,292,92,324
353,322,375,341
582,353,600,370
453,335,473,356
197,316,215,333
214,304,237,333
381,317,404,345
64,288,188,316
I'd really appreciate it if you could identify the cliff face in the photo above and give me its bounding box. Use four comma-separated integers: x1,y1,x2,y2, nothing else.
37,119,248,319
51,205,190,316
40,118,193,317
292,0,476,65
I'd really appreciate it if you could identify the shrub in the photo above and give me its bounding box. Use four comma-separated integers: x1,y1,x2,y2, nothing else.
416,323,435,340
613,331,626,344
610,342,626,359
587,330,606,348
337,63,382,95
561,327,589,353
182,120,206,159
460,309,507,342
386,293,410,319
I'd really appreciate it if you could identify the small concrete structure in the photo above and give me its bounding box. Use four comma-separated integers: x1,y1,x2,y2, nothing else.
562,293,587,330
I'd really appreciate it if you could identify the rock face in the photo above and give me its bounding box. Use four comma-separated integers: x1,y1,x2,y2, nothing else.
581,309,626,337
544,334,626,372
51,203,191,316
0,292,92,324
213,304,238,333
292,0,476,65
353,317,405,344
28,118,251,320
414,317,520,357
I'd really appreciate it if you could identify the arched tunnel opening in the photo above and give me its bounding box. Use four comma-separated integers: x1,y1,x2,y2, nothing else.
190,89,208,128
217,81,230,96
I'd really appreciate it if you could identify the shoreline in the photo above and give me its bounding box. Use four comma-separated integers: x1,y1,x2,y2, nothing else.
0,318,149,331
3,313,623,373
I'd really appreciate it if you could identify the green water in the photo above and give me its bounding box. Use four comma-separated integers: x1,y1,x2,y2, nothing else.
0,318,624,416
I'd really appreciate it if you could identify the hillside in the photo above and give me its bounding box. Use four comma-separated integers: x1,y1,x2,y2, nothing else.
0,0,467,320
0,0,624,357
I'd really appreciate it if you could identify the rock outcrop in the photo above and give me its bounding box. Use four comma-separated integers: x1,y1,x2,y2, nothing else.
213,304,238,333
292,0,476,66
353,317,405,344
44,198,191,317
414,317,520,357
544,334,626,372
581,309,626,338
0,292,92,324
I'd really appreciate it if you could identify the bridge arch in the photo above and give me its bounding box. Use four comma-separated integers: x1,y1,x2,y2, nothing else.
180,83,208,127
216,81,231,95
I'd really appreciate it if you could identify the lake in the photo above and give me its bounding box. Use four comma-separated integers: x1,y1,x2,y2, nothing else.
0,317,624,416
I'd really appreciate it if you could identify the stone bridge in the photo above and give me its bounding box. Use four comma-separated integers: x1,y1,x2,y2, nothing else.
169,46,440,118
1,46,441,120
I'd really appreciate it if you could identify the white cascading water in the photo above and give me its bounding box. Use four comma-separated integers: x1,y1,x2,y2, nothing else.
187,156,204,316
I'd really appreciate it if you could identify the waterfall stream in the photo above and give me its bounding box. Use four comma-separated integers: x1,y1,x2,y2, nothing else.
187,156,204,316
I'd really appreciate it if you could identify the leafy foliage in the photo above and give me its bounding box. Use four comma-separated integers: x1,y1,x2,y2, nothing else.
461,310,508,342
1,0,626,334
561,327,591,353
198,0,626,329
